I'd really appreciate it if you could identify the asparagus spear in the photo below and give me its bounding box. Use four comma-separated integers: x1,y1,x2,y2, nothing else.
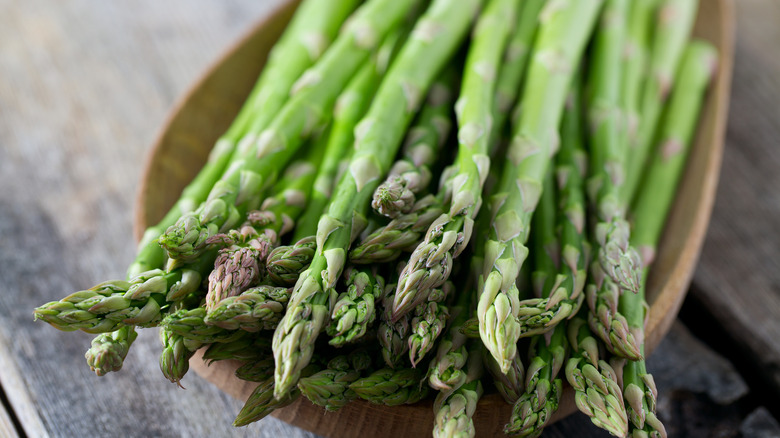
128,0,361,277
622,0,661,147
233,362,321,427
161,307,245,345
511,80,590,340
477,0,604,374
292,28,407,241
350,367,429,406
327,268,384,346
297,349,374,411
372,71,455,218
378,278,413,368
621,0,699,203
489,0,546,152
201,333,271,364
204,285,292,332
503,170,569,437
266,236,316,287
621,41,717,438
565,318,629,437
432,347,484,438
158,0,421,262
350,192,446,264
408,281,453,367
392,0,520,320
159,328,196,386
272,0,483,399
235,357,276,382
84,326,138,376
427,284,473,393
582,0,645,361
34,259,209,333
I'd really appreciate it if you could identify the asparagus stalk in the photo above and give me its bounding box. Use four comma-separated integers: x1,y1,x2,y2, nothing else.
297,349,374,411
272,0,483,399
350,367,429,406
503,169,568,437
34,259,209,333
327,268,384,346
161,307,245,345
235,357,275,382
201,333,271,364
128,0,361,277
511,81,590,340
372,71,455,218
378,278,413,368
565,318,629,437
408,281,453,367
432,347,484,438
204,285,292,332
427,284,473,393
293,28,407,241
392,0,520,320
477,0,604,374
582,0,645,361
489,0,546,152
621,41,717,438
158,0,421,262
233,362,321,427
621,0,699,203
84,325,138,376
350,192,446,264
622,0,661,146
159,328,196,386
266,236,316,287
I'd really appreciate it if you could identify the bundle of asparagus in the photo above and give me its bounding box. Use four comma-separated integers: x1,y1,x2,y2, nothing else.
34,0,718,436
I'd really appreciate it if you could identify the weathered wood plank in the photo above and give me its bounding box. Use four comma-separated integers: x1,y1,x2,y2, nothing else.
690,0,780,397
0,0,312,436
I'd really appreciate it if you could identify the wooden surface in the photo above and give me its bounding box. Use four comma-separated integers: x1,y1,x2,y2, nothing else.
0,1,778,438
136,1,732,436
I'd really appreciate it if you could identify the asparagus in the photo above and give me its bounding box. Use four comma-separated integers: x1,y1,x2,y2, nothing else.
622,0,661,146
565,318,629,437
582,0,645,361
372,71,455,218
204,285,292,332
408,282,452,367
161,307,245,345
477,0,604,374
503,170,568,437
272,0,483,399
621,41,717,438
233,362,321,427
159,328,196,386
84,326,138,376
350,192,446,264
293,27,407,241
127,0,361,277
378,280,413,368
392,0,520,320
235,357,276,382
327,268,384,346
427,286,473,393
621,0,699,203
489,0,546,152
432,348,484,438
34,260,209,333
266,236,316,287
297,349,373,411
201,333,271,364
158,0,421,262
350,367,428,406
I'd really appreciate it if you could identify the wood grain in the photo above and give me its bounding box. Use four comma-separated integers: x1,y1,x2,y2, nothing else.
690,0,780,397
134,1,733,437
0,1,314,437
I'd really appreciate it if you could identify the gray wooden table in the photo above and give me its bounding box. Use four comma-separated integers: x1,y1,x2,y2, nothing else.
1,1,779,437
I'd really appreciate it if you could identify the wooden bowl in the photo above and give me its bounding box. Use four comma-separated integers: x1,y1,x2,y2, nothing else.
134,1,734,436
